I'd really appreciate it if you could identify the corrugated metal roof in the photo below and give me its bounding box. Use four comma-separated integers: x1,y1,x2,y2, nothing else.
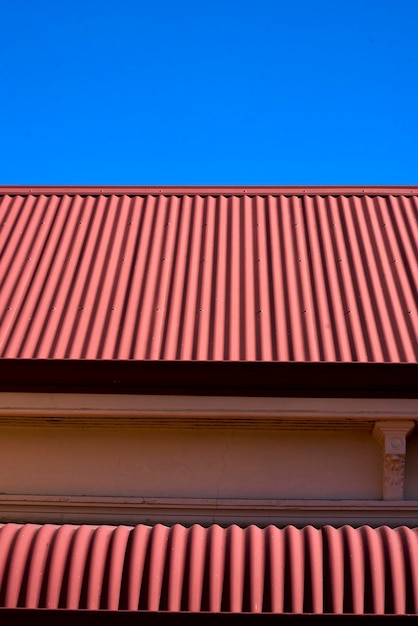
1,522,418,614
1,187,417,363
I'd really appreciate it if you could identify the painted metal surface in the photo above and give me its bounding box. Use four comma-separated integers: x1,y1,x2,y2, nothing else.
0,523,418,614
1,189,417,362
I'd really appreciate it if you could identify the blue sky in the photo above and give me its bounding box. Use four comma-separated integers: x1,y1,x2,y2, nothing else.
1,1,417,185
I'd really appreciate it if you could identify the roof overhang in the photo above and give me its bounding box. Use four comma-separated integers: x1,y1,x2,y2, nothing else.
1,187,417,393
1,359,417,397
0,609,415,624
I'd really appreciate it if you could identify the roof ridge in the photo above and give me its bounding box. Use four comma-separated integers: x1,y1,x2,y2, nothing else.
0,185,417,196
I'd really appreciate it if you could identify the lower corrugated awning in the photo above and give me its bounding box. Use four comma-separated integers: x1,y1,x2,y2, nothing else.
0,523,417,615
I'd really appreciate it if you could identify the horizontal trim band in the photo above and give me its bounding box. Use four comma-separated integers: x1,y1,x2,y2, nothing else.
0,394,417,429
1,494,418,527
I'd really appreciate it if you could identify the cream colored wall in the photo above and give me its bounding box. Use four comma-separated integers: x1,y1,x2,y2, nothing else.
1,426,384,500
1,393,417,525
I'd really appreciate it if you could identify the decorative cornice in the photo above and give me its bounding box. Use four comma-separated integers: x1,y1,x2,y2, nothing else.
0,393,417,430
1,494,418,527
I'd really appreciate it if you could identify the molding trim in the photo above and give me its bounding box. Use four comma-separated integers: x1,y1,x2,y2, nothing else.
1,494,418,527
0,393,417,430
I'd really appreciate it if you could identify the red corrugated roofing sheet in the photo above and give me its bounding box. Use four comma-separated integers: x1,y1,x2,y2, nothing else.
1,187,417,363
1,522,418,614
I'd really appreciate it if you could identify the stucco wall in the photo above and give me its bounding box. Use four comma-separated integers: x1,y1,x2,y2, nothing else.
0,426,389,499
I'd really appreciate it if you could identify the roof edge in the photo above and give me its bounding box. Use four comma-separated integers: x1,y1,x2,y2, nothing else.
1,185,417,196
0,608,411,625
1,360,417,398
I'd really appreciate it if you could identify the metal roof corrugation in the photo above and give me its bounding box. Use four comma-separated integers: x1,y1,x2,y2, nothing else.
1,522,418,614
0,190,417,363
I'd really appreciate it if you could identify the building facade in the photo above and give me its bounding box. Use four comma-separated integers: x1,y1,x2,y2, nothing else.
1,186,417,622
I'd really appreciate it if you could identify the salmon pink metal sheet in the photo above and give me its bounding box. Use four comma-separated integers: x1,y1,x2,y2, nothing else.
0,187,417,362
0,523,418,614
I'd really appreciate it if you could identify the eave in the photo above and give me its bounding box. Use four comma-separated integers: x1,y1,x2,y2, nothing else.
1,359,417,397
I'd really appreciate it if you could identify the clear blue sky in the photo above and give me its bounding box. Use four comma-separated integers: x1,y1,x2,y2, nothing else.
1,1,417,185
